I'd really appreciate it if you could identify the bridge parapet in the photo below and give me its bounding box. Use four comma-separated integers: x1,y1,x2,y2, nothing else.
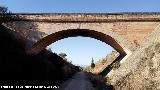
8,13,160,22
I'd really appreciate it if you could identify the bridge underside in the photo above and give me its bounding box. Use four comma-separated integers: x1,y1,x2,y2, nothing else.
29,29,127,56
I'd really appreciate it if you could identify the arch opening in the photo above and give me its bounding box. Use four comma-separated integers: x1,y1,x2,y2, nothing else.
47,36,115,66
28,29,127,58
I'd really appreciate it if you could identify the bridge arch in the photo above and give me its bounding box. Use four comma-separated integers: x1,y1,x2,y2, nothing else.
27,29,131,59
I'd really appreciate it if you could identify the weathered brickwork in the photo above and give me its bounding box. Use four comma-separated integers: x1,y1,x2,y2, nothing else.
4,13,160,55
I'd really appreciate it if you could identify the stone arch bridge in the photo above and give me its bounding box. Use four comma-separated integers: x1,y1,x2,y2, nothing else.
3,13,160,73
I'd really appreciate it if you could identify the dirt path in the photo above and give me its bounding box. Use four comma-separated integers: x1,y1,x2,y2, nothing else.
57,71,95,90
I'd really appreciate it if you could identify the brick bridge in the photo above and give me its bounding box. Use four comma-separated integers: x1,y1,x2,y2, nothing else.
3,13,160,74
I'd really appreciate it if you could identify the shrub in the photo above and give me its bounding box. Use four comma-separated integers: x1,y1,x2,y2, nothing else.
155,43,160,53
91,58,95,68
134,40,140,47
0,6,10,23
88,73,115,90
111,61,120,70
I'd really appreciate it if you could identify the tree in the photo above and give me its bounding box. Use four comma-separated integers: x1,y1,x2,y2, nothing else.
59,53,67,61
91,58,95,68
0,6,11,24
0,6,8,14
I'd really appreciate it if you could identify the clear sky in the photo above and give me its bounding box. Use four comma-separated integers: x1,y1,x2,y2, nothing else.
0,0,160,13
0,0,159,65
47,37,113,66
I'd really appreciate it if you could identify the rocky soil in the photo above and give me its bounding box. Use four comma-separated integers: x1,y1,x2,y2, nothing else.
106,25,160,90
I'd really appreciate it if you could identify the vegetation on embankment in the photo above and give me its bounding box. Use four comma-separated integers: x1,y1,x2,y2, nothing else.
0,25,80,85
87,72,115,90
84,50,119,74
113,43,160,90
105,24,160,89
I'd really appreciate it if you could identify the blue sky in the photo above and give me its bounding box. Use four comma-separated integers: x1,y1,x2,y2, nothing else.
48,37,113,66
0,0,160,13
0,0,159,65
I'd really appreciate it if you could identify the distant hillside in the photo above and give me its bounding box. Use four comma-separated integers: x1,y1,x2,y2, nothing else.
84,50,119,74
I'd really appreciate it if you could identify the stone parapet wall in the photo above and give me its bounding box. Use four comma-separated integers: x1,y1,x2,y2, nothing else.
9,13,160,22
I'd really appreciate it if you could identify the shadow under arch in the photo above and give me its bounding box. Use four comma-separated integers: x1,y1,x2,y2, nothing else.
27,29,128,76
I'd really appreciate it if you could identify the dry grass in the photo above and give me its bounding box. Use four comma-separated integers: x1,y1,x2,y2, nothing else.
88,72,115,90
84,50,119,73
111,61,121,70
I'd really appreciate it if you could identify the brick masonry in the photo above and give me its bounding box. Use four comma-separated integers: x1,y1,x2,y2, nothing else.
4,13,160,55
